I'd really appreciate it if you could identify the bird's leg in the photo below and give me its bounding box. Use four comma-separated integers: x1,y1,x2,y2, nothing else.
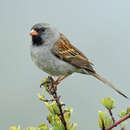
55,73,72,85
55,76,62,83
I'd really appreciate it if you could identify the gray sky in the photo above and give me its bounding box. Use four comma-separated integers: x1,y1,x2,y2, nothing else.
0,0,130,129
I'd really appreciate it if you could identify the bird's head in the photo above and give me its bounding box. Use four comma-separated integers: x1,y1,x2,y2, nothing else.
30,23,60,46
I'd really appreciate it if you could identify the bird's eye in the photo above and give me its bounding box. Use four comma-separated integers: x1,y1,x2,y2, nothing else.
41,28,46,32
34,28,39,32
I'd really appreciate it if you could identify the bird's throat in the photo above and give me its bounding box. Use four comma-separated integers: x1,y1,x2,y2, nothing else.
32,36,44,46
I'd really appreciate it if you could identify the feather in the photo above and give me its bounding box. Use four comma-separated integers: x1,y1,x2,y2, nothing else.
92,73,128,99
51,33,95,72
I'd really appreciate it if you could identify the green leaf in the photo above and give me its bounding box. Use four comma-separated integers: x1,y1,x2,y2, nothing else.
64,108,73,115
40,77,51,88
127,107,130,114
98,118,103,129
53,115,64,130
104,116,112,128
42,89,45,97
38,93,46,101
101,97,115,110
10,126,20,130
40,78,45,83
70,123,77,130
45,102,55,115
26,127,36,130
64,111,71,122
64,108,73,120
54,115,62,125
118,110,127,118
120,121,128,129
47,114,54,126
52,101,60,115
38,124,49,130
98,111,111,129
98,111,107,121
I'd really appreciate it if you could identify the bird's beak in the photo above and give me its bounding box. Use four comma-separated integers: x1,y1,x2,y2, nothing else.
29,29,38,36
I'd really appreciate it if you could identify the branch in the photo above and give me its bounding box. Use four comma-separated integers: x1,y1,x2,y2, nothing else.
42,76,68,130
102,124,105,130
106,113,130,130
108,109,115,123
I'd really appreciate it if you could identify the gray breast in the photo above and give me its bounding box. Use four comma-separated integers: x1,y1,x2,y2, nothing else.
30,45,77,76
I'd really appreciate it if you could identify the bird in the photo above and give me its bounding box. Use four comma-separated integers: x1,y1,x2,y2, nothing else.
29,22,128,99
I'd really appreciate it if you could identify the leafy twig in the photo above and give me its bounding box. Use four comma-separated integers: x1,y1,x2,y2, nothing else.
41,76,68,130
106,113,130,130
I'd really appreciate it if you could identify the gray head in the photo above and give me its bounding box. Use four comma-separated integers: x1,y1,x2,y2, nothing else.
30,23,60,46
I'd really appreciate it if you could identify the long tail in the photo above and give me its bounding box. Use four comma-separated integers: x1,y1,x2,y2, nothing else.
92,72,128,99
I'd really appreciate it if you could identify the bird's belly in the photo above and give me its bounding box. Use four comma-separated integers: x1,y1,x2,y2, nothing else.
31,47,77,76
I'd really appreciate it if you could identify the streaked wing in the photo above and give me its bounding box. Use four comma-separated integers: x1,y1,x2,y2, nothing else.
51,34,128,98
51,33,95,73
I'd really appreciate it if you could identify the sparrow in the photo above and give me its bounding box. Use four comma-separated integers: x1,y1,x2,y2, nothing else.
29,22,128,99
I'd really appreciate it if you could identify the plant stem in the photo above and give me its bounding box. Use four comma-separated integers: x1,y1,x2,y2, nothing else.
50,77,68,130
108,109,115,123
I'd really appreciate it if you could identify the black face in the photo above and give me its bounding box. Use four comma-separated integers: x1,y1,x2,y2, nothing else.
31,25,46,46
32,35,43,46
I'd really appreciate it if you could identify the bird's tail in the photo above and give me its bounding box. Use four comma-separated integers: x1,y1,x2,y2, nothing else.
92,72,128,99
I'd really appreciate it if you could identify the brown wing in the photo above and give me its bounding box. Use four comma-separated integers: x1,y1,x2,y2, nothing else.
51,33,95,73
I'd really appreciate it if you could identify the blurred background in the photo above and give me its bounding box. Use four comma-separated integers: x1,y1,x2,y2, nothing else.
1,0,130,129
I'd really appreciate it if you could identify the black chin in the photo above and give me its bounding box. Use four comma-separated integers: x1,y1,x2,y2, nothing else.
32,35,44,46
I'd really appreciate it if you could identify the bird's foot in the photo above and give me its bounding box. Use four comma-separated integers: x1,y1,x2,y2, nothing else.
40,76,58,95
54,77,62,85
55,73,72,85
